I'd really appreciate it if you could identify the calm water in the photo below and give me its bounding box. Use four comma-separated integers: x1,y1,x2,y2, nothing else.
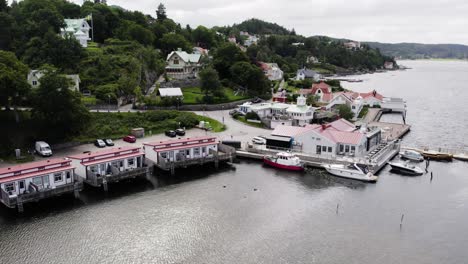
1,61,468,264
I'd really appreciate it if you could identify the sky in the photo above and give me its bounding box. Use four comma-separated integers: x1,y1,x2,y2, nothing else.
34,0,468,44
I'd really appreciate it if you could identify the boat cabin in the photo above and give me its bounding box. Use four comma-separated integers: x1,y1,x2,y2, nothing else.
68,146,147,188
0,158,81,210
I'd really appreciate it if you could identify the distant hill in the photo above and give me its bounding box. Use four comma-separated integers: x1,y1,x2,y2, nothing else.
365,42,468,59
233,18,292,35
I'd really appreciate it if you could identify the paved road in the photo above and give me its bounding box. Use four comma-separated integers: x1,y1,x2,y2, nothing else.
0,110,271,167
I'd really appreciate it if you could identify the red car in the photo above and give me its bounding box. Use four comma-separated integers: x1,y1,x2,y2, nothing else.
123,135,136,143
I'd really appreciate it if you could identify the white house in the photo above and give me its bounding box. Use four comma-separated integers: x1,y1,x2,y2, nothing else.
244,35,259,47
286,95,315,126
158,88,183,98
61,18,91,47
259,62,284,81
27,70,81,92
165,48,202,79
344,41,361,50
0,158,81,210
68,146,147,188
144,136,219,164
269,119,381,158
295,68,322,81
326,90,385,118
299,81,333,103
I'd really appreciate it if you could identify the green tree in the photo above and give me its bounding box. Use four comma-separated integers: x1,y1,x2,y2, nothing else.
117,21,154,46
0,51,30,112
212,43,249,79
0,12,14,50
229,61,270,97
0,0,8,12
338,104,354,121
192,26,216,49
159,33,191,54
156,3,167,21
31,70,91,137
199,67,223,101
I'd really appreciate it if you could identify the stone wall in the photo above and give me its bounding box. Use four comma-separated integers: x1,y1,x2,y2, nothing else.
136,99,252,111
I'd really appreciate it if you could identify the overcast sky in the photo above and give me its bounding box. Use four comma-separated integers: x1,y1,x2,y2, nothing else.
46,0,468,44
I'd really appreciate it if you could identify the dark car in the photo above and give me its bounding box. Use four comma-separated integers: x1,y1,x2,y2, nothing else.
175,128,185,136
251,97,262,103
94,139,106,148
104,139,114,146
123,135,136,143
229,109,238,115
165,130,176,137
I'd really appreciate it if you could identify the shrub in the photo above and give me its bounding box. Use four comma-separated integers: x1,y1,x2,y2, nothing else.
245,111,260,120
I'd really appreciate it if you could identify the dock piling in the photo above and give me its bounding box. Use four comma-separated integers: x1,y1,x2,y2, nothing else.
400,213,405,229
430,172,433,182
336,203,340,214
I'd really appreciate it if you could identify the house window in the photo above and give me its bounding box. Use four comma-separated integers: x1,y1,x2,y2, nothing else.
90,166,97,173
202,147,206,154
54,172,63,182
316,145,322,154
351,146,356,153
322,146,327,152
128,158,135,166
345,145,350,152
194,148,200,156
19,181,25,189
100,164,105,172
339,145,344,152
66,171,71,179
119,161,124,167
328,147,332,152
33,177,42,186
161,152,167,158
5,183,15,192
32,80,38,86
186,150,190,156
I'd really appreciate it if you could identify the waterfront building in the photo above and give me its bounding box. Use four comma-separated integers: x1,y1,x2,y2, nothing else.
0,158,82,212
299,81,333,103
165,48,202,79
68,147,149,190
267,119,381,157
28,70,81,92
144,136,235,174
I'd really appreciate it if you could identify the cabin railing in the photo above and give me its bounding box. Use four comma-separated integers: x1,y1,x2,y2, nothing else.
86,166,149,187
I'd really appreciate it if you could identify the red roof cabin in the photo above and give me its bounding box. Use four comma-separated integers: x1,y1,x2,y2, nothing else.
0,158,82,211
299,82,333,103
68,146,148,189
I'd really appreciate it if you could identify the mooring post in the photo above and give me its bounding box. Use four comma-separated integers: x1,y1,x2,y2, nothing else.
103,177,108,192
430,172,433,182
400,213,405,229
336,203,340,215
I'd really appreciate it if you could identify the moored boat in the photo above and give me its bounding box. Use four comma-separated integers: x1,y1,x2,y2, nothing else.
263,152,304,171
399,150,424,162
388,161,424,176
323,163,378,182
421,150,453,161
453,153,468,162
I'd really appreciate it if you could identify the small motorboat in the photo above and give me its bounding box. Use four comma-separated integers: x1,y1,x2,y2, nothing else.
453,153,468,162
388,161,424,176
421,150,453,161
263,152,304,171
323,163,378,182
399,150,424,162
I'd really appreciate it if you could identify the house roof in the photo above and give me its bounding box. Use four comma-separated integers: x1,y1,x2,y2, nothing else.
287,105,313,114
82,152,143,166
63,19,89,32
0,164,75,184
311,81,332,94
297,68,319,78
166,50,201,63
272,125,315,137
359,90,384,101
158,88,183,97
144,136,217,148
0,158,72,177
68,146,141,160
321,130,365,145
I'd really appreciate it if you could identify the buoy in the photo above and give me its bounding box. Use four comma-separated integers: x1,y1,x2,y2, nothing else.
253,188,257,191
223,185,226,188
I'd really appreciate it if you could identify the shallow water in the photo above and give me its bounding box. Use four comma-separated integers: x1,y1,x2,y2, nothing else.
1,61,468,264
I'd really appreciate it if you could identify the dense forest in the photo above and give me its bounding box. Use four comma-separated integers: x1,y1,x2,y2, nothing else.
365,42,468,59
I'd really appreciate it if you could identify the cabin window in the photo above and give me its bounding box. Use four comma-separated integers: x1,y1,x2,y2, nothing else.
345,145,350,152
202,147,206,154
351,146,356,153
160,152,167,158
316,145,322,154
186,150,190,156
5,183,15,192
328,147,332,153
19,181,25,189
322,146,327,152
33,177,42,186
32,80,38,86
174,59,179,65
128,158,135,166
119,161,124,167
66,171,71,179
339,145,344,152
111,161,119,168
54,172,63,182
90,166,97,173
100,164,105,172
194,148,200,156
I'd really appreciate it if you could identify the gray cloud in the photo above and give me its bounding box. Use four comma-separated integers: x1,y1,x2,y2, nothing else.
63,1,468,44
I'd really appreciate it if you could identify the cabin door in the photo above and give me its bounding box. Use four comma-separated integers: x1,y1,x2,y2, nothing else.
18,180,26,194
316,145,322,154
137,156,142,167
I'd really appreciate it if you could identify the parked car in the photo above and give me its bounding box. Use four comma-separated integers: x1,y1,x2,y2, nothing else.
94,139,106,148
165,130,177,137
229,109,238,115
251,97,262,103
104,139,114,146
123,135,136,143
252,136,267,145
35,141,52,157
175,128,185,136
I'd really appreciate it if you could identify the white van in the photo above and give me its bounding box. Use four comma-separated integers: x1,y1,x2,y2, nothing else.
35,141,52,157
252,137,266,145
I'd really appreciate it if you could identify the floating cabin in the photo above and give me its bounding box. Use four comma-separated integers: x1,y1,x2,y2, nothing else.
144,136,236,174
0,158,83,212
68,146,149,191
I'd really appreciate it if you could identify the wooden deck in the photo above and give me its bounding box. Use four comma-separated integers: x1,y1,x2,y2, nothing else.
85,166,151,190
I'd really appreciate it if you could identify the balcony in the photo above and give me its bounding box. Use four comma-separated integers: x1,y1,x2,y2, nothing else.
85,166,150,187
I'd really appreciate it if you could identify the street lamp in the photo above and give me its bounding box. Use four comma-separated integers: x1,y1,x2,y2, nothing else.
222,105,225,124
107,94,111,112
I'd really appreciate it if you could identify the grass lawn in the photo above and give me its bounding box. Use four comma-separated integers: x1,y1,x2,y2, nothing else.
182,87,249,105
73,111,226,142
358,105,370,119
233,115,265,128
81,96,97,105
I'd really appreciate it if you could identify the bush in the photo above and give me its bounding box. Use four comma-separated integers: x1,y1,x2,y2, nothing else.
245,111,260,120
175,112,199,128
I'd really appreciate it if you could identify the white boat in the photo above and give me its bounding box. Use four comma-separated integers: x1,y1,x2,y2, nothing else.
399,150,424,162
323,163,378,182
388,161,424,176
453,153,468,162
